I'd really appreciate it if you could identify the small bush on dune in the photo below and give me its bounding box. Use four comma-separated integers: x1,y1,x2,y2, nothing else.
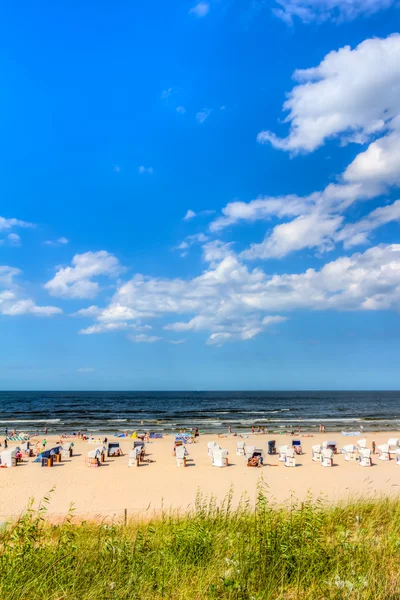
1,486,400,599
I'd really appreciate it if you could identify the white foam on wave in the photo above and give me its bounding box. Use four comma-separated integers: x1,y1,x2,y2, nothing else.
0,419,61,424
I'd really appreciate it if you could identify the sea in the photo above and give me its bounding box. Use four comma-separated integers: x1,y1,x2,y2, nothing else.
0,391,399,435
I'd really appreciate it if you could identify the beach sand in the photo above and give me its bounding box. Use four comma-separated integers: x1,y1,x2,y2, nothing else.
1,432,399,519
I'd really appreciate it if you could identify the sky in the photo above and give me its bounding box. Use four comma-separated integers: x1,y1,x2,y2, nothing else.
1,0,400,390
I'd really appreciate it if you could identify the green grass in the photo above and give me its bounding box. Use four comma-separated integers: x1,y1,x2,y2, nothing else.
1,485,400,599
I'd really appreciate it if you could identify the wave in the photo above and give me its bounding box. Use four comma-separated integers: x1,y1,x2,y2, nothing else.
0,419,61,424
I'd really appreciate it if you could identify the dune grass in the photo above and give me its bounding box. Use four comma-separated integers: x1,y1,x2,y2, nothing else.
1,485,400,599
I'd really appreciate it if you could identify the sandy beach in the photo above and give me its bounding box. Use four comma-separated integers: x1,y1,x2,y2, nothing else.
1,432,399,519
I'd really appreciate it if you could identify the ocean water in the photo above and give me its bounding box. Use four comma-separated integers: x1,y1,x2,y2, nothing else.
0,391,399,435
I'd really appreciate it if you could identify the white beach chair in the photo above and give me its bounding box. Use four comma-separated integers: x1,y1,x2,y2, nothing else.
212,449,228,468
321,448,333,467
343,444,357,461
0,449,17,468
323,440,337,454
359,447,372,467
207,441,218,456
62,442,73,459
245,445,256,459
357,439,367,450
388,438,399,456
128,448,140,467
236,441,246,456
278,445,288,462
86,448,101,467
312,444,322,462
377,444,390,461
284,447,296,467
176,445,187,467
395,449,400,465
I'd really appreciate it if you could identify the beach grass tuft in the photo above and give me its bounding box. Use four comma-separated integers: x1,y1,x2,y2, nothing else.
1,486,400,599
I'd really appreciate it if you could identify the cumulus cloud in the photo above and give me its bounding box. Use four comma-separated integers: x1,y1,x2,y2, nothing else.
0,266,61,317
337,199,400,248
45,251,124,299
0,216,34,231
69,243,400,343
211,36,400,260
176,106,186,114
273,0,395,24
6,233,21,247
189,2,210,17
257,35,400,154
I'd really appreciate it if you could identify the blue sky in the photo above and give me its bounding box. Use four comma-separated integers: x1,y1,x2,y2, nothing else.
1,0,400,390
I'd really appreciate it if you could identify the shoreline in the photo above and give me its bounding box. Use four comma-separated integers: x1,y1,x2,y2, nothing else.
1,431,400,518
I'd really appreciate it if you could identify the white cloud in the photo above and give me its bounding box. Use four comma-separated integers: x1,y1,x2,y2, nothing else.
44,237,69,246
72,243,400,343
184,210,197,221
241,212,343,259
196,108,211,124
338,199,400,248
0,216,34,231
80,322,132,335
139,166,154,174
78,367,96,373
273,0,395,24
257,35,400,153
343,128,400,188
176,233,209,256
0,266,21,286
161,88,173,100
128,334,162,343
0,267,61,317
6,233,21,247
183,209,215,221
45,251,124,299
176,106,186,114
262,316,288,326
72,305,101,318
212,37,400,260
189,2,210,17
169,339,187,344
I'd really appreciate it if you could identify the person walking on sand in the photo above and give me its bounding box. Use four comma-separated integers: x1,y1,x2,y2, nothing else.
4,427,8,438
4,439,8,449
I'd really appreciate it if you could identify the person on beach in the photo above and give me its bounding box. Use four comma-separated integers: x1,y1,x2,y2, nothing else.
42,439,47,449
4,427,8,437
228,426,232,434
4,439,8,449
251,426,255,434
44,427,48,435
372,440,376,454
194,427,199,438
